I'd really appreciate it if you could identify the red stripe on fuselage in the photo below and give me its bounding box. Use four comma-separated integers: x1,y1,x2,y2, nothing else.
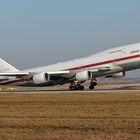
66,54,140,70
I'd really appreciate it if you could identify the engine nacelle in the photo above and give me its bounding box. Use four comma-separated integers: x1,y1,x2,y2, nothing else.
106,72,126,78
33,72,50,84
76,70,91,81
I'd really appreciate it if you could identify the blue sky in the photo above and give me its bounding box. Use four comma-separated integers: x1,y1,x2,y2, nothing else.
0,0,140,77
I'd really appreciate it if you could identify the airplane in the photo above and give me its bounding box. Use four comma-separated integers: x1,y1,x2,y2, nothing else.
0,43,140,90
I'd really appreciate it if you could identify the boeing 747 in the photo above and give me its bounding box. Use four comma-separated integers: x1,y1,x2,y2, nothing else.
0,43,140,90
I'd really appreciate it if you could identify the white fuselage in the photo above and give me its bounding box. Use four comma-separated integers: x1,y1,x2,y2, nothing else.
23,43,140,75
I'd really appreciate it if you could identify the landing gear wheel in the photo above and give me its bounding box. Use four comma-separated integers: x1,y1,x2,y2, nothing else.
89,85,94,90
69,86,75,90
89,80,97,90
69,82,85,91
93,82,97,86
80,86,84,90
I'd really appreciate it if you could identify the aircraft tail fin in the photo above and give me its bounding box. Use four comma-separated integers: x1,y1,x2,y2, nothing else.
0,58,19,73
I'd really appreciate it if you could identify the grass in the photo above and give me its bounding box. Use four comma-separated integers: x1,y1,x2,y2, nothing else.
0,92,139,140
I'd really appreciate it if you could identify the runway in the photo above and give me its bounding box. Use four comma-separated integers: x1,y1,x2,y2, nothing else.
1,81,140,94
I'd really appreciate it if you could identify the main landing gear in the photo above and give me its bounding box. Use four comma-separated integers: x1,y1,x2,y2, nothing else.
69,80,97,91
89,80,97,90
69,81,84,90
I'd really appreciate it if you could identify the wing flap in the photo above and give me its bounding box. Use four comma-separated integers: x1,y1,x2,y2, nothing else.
0,71,70,77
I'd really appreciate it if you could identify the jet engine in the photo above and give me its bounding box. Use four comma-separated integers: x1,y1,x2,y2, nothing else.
33,72,50,84
76,70,91,81
106,72,126,78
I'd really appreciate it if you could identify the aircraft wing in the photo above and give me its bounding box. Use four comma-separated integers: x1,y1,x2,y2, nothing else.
0,71,70,78
90,65,123,73
0,71,71,85
0,72,29,77
0,66,123,85
0,66,121,78
89,67,111,73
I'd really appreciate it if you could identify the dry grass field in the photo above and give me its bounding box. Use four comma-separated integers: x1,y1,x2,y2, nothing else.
0,92,139,140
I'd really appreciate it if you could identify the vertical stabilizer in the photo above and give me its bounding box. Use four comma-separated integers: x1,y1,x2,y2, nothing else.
0,58,19,72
